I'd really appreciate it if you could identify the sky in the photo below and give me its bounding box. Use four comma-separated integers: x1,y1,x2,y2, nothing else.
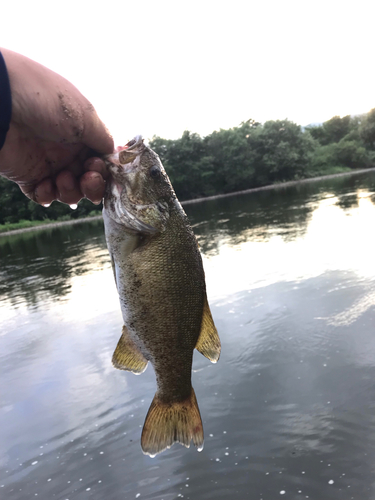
1,0,375,145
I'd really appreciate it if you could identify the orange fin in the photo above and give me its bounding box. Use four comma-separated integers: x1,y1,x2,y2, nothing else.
112,325,148,374
141,388,204,457
195,295,221,363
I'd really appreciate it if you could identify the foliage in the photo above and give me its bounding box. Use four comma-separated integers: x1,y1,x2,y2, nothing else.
150,131,215,199
307,115,351,145
151,118,316,198
0,219,52,233
360,108,375,149
0,176,102,226
249,120,315,185
2,108,375,227
201,120,258,194
309,139,371,175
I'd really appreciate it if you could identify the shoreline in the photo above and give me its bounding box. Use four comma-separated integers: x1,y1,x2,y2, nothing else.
181,167,375,205
0,215,103,237
1,167,375,237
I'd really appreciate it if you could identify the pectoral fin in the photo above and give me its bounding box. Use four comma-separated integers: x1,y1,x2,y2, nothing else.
195,295,221,363
112,325,148,374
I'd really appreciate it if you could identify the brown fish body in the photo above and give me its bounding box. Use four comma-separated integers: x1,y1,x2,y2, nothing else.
103,136,220,456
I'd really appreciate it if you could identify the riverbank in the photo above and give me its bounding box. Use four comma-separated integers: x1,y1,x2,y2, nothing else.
0,215,103,236
182,167,375,205
1,167,375,237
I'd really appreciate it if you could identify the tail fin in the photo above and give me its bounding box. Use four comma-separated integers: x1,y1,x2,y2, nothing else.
141,388,204,457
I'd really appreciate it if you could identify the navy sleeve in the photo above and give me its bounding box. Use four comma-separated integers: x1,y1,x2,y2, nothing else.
0,51,12,150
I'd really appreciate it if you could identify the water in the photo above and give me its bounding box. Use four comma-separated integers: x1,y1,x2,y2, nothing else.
1,172,375,500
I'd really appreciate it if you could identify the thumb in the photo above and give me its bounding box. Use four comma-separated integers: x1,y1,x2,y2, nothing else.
81,104,114,155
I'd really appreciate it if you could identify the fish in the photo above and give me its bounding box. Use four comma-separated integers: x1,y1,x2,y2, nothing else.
102,135,221,457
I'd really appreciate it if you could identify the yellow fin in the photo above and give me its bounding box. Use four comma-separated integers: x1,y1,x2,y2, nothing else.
195,295,221,363
112,325,148,374
141,388,204,457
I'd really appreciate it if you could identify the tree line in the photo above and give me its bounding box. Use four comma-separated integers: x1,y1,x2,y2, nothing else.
1,108,375,225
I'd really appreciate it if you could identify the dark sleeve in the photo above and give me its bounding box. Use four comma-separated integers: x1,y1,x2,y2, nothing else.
0,51,12,150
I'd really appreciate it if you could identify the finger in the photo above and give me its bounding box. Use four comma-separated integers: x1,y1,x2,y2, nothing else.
33,178,57,206
80,171,105,205
84,157,109,179
55,170,83,205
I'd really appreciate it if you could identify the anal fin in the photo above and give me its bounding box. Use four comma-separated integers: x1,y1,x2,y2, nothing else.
195,294,221,363
112,325,148,374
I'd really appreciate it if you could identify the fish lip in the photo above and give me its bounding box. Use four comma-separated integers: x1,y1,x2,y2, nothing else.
104,154,134,172
123,135,143,151
104,135,144,169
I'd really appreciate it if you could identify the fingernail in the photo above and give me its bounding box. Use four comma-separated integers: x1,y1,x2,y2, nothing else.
90,173,103,191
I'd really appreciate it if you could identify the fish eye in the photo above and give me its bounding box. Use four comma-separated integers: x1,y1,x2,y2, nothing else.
149,165,161,179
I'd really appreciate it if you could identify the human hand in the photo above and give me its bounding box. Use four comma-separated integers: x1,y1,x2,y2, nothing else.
0,49,114,206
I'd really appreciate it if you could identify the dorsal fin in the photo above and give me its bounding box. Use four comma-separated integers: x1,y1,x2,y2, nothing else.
195,295,221,363
112,325,148,374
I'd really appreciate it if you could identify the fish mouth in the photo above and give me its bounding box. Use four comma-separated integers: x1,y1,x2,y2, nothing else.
121,135,144,151
104,134,144,200
104,136,158,235
105,135,145,171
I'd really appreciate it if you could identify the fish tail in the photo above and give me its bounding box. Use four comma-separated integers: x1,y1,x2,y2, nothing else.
141,388,204,457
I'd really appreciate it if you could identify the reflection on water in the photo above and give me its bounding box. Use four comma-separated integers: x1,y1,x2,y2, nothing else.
0,221,108,309
1,172,375,500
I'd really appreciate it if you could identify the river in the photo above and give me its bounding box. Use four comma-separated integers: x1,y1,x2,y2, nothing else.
1,171,375,500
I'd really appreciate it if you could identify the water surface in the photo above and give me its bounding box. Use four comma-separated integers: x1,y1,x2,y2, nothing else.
1,172,375,499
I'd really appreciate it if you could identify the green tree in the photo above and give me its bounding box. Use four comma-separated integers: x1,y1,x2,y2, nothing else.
310,140,371,173
0,177,30,224
334,140,370,169
250,120,315,184
308,115,351,145
360,108,375,149
0,176,102,225
323,115,351,144
205,120,259,193
150,131,215,199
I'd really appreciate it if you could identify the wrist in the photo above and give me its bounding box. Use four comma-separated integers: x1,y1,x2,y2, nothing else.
0,51,12,150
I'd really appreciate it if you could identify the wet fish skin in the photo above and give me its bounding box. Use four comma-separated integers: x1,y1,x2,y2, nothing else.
103,136,220,456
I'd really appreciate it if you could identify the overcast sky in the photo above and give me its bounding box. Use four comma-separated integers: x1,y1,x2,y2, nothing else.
2,0,374,145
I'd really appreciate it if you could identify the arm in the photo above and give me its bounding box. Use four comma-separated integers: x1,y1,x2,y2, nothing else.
0,52,11,150
0,48,113,205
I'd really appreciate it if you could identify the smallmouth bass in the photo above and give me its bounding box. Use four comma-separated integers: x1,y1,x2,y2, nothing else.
103,136,221,457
